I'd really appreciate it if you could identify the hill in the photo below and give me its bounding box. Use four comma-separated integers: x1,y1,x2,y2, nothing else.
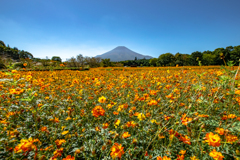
95,46,153,61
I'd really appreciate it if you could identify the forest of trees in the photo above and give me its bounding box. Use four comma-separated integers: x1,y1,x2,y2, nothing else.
119,45,240,67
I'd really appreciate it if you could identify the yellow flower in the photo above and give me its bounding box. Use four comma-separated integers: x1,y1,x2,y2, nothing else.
228,114,236,119
137,113,146,121
122,132,131,138
179,150,186,155
150,119,157,123
26,75,32,81
62,131,69,135
65,117,72,120
11,70,17,73
190,156,199,160
98,96,106,103
114,119,120,128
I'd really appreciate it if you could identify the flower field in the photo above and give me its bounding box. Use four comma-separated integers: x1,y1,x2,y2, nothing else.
0,67,240,160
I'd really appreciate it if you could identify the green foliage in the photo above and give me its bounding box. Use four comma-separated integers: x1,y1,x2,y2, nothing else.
158,53,175,66
101,58,113,67
51,56,62,62
149,58,158,66
13,62,24,69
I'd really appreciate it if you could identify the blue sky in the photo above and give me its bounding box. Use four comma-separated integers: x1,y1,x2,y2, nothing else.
1,0,240,61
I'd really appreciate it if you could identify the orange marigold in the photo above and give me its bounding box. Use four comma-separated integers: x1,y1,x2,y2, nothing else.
62,155,75,160
110,143,124,159
92,106,105,118
215,128,224,135
181,113,192,126
122,132,131,139
14,137,38,153
55,139,66,147
226,134,238,144
205,132,221,147
147,100,158,105
209,149,224,160
179,135,191,145
156,156,171,160
41,126,47,132
102,123,109,129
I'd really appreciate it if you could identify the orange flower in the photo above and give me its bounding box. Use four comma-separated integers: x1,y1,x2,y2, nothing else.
92,106,105,118
53,148,64,158
205,132,221,147
209,149,224,160
26,75,32,81
164,115,171,121
179,150,186,155
221,115,227,120
125,121,136,128
95,127,101,132
215,128,224,135
147,100,158,105
110,143,124,159
226,134,238,144
102,123,109,129
156,156,171,160
41,126,47,132
14,137,39,153
23,63,27,67
227,114,236,119
179,135,191,145
62,155,75,160
181,113,192,125
176,154,185,160
113,111,119,115
55,139,66,147
122,132,131,138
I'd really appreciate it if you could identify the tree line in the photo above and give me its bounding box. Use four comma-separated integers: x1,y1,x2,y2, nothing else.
119,45,240,67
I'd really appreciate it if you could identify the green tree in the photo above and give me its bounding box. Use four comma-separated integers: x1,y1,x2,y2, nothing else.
212,48,225,65
202,54,216,65
51,56,62,63
76,54,85,69
190,51,202,66
0,40,6,47
158,53,175,66
101,58,112,67
229,45,240,65
19,50,33,59
174,52,183,66
149,58,158,66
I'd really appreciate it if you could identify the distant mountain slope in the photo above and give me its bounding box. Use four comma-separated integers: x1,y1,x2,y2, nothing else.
95,46,153,61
